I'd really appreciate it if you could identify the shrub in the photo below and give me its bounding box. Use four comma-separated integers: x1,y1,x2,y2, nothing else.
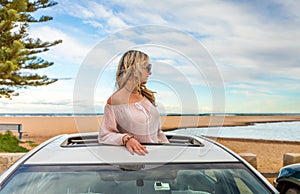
0,131,28,152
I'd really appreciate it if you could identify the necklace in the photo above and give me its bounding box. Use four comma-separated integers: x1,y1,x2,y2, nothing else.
124,85,138,94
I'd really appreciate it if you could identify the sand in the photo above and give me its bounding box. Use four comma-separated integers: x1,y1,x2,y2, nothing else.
1,115,300,179
2,115,300,137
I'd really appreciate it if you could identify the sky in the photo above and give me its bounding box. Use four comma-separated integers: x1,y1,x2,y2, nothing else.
1,0,300,114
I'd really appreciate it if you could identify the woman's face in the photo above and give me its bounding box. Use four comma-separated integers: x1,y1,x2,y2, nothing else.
141,63,152,84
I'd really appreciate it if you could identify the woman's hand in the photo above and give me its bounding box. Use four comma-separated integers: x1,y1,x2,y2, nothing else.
123,135,148,155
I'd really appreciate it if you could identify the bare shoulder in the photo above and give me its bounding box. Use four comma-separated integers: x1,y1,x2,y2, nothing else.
107,90,127,105
107,88,143,105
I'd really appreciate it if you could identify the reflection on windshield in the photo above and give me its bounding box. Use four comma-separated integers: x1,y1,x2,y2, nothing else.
0,163,271,194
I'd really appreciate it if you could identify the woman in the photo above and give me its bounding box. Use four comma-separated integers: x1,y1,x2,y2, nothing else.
98,50,169,155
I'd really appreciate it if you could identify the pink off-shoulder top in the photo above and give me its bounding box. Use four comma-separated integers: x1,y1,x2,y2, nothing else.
98,97,169,145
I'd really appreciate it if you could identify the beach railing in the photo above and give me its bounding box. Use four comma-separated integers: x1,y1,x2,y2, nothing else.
0,123,23,140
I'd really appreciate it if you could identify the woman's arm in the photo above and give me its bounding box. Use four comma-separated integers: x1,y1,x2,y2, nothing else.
98,105,125,145
98,105,148,155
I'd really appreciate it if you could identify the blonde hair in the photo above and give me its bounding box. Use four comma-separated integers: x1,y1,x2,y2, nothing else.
116,50,156,105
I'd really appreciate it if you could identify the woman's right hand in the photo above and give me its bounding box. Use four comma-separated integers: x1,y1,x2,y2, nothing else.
123,135,148,155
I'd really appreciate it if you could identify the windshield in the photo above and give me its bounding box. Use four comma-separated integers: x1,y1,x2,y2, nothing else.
0,163,272,194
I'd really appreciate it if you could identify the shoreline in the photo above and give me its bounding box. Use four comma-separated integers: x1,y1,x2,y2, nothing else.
1,115,300,139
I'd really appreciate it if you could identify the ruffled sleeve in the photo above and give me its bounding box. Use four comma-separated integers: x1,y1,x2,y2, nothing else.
98,104,125,145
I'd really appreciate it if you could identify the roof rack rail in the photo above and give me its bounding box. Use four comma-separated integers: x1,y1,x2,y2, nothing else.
61,133,204,147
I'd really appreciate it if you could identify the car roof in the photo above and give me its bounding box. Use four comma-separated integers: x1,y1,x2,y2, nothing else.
22,132,240,165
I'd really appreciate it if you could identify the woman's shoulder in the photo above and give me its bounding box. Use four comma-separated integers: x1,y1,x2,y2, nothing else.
107,89,145,106
107,96,113,105
107,92,122,105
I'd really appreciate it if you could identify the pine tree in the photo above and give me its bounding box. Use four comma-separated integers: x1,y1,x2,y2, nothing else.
0,0,62,98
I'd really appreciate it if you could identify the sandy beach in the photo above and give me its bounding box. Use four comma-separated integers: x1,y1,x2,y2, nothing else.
2,115,300,137
1,115,300,178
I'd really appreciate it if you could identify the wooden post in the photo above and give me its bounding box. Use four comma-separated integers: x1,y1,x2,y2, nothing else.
283,153,300,166
239,153,257,169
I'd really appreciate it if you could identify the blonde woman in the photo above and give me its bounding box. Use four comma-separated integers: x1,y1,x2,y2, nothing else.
98,50,169,155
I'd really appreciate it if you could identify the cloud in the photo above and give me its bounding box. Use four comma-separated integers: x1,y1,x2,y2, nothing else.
4,0,300,113
56,0,129,33
29,26,91,64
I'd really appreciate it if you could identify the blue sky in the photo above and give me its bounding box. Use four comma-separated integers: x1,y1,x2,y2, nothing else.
1,0,300,114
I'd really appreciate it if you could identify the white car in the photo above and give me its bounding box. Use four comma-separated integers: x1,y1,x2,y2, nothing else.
0,132,278,193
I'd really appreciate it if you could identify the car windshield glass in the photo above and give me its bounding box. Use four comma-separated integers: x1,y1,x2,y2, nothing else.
0,163,271,194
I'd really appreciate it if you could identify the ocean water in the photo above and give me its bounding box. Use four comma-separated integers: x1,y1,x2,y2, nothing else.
174,121,300,142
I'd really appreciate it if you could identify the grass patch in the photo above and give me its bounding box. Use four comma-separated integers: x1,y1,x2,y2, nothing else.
27,140,38,147
0,131,29,152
